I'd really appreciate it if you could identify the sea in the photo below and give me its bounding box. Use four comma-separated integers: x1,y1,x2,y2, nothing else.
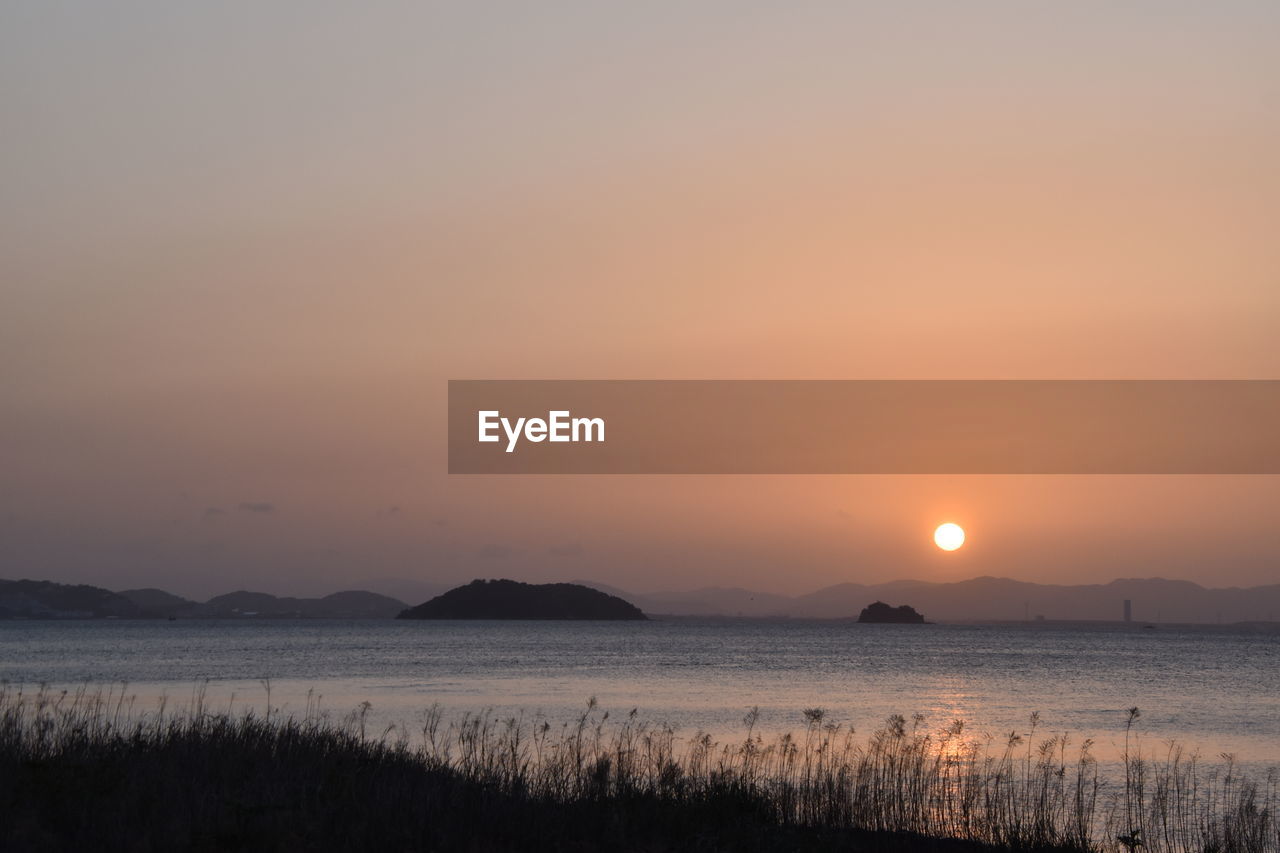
2,618,1277,769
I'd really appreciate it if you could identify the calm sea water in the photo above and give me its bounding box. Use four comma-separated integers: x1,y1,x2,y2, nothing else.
2,619,1278,766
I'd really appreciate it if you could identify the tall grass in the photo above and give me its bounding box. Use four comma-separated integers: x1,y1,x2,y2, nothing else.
2,684,1276,852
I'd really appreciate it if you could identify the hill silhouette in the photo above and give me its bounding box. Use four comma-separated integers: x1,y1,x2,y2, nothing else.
118,588,198,617
398,579,647,620
7,575,1280,623
199,590,407,619
1,580,406,620
0,579,143,619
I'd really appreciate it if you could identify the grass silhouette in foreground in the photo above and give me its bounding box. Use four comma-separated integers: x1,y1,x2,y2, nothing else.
2,686,1276,852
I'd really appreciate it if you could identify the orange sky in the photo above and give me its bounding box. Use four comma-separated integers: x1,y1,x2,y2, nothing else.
1,2,1277,597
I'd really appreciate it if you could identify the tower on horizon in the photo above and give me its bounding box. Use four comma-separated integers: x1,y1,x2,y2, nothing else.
1123,599,1133,623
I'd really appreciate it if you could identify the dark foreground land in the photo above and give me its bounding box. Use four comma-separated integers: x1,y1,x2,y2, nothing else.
3,746,1038,853
3,689,1275,853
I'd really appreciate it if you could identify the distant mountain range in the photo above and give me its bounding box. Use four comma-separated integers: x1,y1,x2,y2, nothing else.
576,576,1280,623
2,575,1278,623
0,579,407,620
0,579,145,620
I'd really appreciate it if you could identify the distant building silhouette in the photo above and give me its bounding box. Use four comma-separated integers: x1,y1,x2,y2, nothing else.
1123,599,1132,622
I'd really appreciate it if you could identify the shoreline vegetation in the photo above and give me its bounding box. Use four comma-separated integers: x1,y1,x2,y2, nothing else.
2,687,1276,852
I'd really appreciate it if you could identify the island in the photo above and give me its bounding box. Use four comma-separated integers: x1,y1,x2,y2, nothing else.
397,579,647,620
857,601,926,624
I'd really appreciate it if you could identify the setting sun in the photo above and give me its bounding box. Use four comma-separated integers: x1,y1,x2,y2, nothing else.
934,523,966,551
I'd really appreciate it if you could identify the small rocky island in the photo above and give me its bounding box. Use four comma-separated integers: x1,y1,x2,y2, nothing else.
397,579,647,621
857,601,926,624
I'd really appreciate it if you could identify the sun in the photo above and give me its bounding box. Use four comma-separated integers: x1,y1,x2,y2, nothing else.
934,523,965,551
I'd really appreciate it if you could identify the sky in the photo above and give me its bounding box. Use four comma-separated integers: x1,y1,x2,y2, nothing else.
2,2,1278,599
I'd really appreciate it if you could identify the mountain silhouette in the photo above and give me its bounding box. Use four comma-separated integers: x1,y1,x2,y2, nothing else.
200,590,407,619
1,579,143,619
580,577,1280,622
2,580,406,620
5,575,1279,623
118,588,197,617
